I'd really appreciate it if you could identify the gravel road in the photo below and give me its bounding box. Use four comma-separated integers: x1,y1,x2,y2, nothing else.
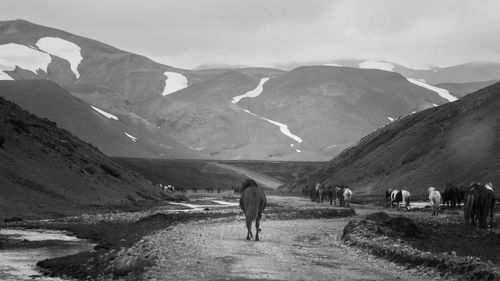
127,212,447,280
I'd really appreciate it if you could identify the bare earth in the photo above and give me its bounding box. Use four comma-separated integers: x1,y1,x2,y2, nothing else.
120,196,448,281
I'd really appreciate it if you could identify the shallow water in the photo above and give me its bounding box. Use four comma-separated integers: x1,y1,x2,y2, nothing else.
0,228,95,281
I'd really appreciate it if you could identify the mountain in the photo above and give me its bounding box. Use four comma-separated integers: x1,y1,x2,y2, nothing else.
0,80,199,159
315,59,500,84
234,66,449,159
0,19,189,111
0,95,172,219
279,82,500,196
132,66,449,160
2,19,498,161
436,80,498,99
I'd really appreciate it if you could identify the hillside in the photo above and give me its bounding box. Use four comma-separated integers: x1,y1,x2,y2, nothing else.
241,66,448,158
0,96,176,219
0,80,199,159
0,19,188,110
280,82,500,196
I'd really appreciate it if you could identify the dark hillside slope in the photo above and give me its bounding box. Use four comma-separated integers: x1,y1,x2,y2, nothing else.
280,82,500,196
0,96,168,219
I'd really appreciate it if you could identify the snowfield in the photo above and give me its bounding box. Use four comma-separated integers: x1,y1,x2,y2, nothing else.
231,78,303,145
91,106,119,120
242,109,303,143
36,37,83,78
162,71,188,96
231,77,270,103
124,132,138,142
407,78,458,102
0,43,51,74
359,61,394,72
0,70,13,80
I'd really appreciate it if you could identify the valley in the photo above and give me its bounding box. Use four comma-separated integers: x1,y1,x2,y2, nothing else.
1,14,500,281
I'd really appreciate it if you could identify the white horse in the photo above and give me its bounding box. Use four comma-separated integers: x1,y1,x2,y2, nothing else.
343,188,352,207
427,187,441,216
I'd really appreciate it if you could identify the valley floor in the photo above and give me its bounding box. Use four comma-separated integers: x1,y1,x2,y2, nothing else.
137,215,444,281
6,194,500,280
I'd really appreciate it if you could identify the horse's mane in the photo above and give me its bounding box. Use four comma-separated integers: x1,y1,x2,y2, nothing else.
241,178,258,193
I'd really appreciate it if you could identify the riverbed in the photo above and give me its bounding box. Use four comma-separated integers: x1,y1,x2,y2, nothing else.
0,228,94,281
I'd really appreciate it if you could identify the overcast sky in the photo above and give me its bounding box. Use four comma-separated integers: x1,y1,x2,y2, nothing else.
2,0,500,69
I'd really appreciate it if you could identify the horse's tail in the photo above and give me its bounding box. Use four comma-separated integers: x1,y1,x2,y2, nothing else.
245,199,260,222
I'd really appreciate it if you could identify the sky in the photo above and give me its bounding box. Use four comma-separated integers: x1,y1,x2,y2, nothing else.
1,0,500,70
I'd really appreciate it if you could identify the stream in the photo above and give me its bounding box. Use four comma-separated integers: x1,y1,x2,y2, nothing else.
0,228,95,281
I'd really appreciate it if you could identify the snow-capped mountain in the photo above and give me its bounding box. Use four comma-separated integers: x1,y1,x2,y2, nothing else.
2,20,499,161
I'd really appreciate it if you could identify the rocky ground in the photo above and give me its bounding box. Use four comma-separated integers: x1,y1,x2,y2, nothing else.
3,194,499,281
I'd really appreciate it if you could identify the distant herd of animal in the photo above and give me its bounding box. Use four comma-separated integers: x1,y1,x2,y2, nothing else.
302,183,353,207
154,183,221,193
304,182,497,229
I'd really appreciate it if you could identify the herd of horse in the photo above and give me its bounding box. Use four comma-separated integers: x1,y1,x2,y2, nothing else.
385,182,496,228
302,183,353,207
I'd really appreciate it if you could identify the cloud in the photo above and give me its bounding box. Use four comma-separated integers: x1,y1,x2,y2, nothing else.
1,0,500,69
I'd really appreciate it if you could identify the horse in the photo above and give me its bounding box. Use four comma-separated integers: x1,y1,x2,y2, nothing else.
464,182,495,228
335,186,345,206
239,179,267,241
326,185,334,205
315,183,325,203
343,188,352,207
427,187,441,216
390,189,399,208
392,189,410,211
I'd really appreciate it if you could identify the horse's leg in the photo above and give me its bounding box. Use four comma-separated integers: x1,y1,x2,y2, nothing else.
246,219,253,240
255,213,262,241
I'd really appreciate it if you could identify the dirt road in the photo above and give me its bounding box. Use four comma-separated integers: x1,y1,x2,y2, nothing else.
124,200,446,281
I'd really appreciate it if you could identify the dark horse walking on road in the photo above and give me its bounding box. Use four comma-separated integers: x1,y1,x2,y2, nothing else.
239,179,267,241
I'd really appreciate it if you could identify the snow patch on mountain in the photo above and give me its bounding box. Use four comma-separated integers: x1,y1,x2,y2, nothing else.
359,61,394,72
0,43,51,73
91,106,119,120
324,63,342,67
242,109,303,143
124,132,138,142
162,71,188,96
231,77,270,103
36,37,83,78
407,78,458,102
0,70,13,80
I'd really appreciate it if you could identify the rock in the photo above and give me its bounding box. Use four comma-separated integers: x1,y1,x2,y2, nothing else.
383,217,423,238
365,212,390,223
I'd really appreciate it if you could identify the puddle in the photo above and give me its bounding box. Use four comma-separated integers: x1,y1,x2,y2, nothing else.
168,200,239,211
0,228,95,281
